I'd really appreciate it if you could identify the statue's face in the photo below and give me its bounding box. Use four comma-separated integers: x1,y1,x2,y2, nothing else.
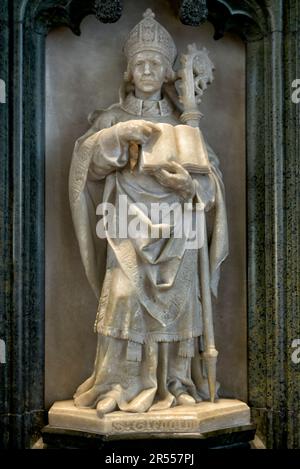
130,51,167,96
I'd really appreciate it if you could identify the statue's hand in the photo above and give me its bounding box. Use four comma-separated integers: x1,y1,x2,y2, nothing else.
117,120,160,145
152,161,195,200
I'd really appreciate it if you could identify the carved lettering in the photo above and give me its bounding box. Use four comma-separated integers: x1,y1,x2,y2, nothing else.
111,418,197,432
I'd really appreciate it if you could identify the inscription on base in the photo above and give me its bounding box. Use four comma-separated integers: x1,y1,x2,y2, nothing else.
111,418,198,433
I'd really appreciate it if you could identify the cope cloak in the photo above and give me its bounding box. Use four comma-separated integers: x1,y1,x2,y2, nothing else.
69,94,228,411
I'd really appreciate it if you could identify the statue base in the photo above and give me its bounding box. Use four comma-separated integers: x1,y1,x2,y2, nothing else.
43,399,255,449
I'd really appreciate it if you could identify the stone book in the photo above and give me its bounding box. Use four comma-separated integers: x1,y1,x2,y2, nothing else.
141,123,211,174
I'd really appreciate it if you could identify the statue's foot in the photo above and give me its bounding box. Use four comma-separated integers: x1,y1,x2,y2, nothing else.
149,395,175,412
74,391,97,407
176,393,196,406
96,397,117,418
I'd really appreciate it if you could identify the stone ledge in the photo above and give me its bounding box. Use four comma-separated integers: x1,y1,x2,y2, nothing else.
42,423,256,449
48,398,251,436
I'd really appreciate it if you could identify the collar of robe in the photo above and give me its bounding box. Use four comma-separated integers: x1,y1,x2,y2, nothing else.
121,92,173,117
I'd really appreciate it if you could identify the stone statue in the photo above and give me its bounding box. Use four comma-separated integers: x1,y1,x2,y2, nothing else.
68,9,228,419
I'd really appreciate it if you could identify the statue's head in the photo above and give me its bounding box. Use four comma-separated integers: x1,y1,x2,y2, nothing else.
123,9,177,95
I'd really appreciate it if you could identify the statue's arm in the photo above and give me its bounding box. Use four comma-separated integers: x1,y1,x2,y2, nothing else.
75,112,161,181
72,110,129,182
86,125,129,181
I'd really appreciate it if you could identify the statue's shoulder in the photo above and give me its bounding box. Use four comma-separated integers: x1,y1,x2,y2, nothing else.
88,103,123,130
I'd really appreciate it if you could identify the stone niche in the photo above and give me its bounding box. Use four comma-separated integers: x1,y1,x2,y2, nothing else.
45,0,246,409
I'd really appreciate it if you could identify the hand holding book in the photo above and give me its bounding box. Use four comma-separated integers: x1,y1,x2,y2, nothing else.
117,120,160,145
151,161,195,200
115,120,211,176
115,120,161,172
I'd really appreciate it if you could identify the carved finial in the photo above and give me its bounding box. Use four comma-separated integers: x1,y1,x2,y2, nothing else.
143,9,155,19
187,43,198,53
94,0,123,24
179,0,208,27
178,44,214,124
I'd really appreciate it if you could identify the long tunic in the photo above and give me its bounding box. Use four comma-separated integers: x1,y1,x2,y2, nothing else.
69,93,228,411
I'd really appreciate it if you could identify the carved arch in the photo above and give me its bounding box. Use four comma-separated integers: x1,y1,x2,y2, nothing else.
178,0,272,40
17,0,273,41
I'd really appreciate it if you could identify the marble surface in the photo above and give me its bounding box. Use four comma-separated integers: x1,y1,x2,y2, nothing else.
48,399,250,436
45,0,246,408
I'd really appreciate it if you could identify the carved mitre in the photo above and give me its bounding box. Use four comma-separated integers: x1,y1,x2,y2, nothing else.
123,9,177,65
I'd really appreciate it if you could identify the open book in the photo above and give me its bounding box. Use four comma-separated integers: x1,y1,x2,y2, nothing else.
140,123,211,174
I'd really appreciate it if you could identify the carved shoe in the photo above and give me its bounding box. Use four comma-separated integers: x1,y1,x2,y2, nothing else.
176,393,196,406
96,397,117,418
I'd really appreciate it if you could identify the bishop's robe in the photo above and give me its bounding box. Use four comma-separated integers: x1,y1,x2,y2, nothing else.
69,93,228,412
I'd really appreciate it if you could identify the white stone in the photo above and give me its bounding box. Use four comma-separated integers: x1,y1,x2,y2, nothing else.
48,399,250,436
67,10,229,420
